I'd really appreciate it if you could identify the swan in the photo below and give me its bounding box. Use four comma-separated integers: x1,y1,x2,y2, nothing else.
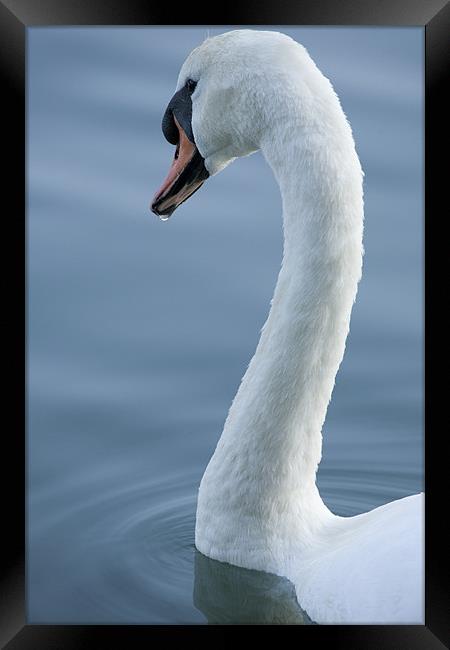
151,29,424,624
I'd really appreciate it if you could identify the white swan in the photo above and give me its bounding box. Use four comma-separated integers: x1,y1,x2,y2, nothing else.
151,29,424,624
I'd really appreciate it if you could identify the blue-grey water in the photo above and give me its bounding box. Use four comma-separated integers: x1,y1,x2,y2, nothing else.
27,27,423,624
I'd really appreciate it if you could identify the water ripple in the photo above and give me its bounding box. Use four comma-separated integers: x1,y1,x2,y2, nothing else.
29,462,419,623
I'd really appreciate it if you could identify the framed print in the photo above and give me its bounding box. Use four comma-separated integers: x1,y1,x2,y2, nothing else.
2,0,448,646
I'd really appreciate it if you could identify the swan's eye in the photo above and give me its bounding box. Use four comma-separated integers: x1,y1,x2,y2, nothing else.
186,79,197,94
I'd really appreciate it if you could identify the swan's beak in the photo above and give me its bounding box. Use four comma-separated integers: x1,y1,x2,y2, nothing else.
151,115,209,218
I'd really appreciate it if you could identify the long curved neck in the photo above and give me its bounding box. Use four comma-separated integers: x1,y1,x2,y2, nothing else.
196,79,364,560
225,117,363,473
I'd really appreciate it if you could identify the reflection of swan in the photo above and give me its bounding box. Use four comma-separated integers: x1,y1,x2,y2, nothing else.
193,550,312,624
151,30,423,624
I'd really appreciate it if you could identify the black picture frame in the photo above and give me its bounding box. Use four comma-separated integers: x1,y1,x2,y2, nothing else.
2,0,448,646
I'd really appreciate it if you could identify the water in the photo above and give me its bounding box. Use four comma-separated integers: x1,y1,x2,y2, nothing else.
27,27,423,624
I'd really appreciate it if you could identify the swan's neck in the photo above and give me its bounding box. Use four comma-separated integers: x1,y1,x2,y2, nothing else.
196,84,364,564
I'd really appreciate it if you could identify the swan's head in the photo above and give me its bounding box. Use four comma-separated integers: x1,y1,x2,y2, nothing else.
151,29,314,218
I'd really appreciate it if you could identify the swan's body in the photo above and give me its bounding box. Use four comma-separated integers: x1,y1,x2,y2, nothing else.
152,29,424,624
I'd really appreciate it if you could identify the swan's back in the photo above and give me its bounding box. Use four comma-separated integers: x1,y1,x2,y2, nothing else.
292,493,424,624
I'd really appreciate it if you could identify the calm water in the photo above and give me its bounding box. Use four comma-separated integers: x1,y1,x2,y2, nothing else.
27,27,423,624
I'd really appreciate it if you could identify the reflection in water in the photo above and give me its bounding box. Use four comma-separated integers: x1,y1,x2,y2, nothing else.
194,550,312,624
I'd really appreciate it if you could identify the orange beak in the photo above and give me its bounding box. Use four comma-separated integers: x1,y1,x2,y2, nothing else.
151,115,208,218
